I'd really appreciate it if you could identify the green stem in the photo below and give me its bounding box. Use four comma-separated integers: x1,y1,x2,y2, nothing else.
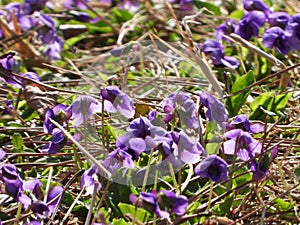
14,202,22,225
206,180,214,212
168,163,179,192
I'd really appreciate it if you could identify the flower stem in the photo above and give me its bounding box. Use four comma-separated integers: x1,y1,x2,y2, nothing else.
168,163,179,192
85,179,99,225
206,180,214,212
14,202,22,225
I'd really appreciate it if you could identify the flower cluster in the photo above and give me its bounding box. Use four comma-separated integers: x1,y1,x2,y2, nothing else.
0,1,62,60
215,0,300,54
201,40,240,69
0,53,41,88
130,190,188,218
41,86,134,155
0,163,64,221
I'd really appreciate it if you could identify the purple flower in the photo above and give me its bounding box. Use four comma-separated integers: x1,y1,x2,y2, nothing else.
81,165,102,195
201,40,239,69
250,146,277,181
23,0,50,14
23,179,42,197
223,129,262,161
262,26,298,54
128,116,152,138
45,38,63,60
268,12,290,28
200,92,228,127
0,52,14,71
227,114,264,133
0,53,22,87
115,134,146,160
243,0,271,16
215,19,238,41
101,147,135,173
46,186,64,214
0,164,32,209
0,148,6,160
100,86,135,118
160,190,188,215
235,10,266,40
117,0,140,12
68,95,101,127
65,0,88,9
43,104,70,134
194,155,228,182
41,128,66,154
285,13,300,43
2,100,14,114
69,11,91,22
130,191,170,218
160,131,205,167
162,92,199,129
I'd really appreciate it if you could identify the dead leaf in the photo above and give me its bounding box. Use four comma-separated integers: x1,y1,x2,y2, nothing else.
22,85,58,117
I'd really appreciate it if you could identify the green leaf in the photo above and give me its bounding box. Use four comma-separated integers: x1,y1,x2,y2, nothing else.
86,21,112,33
12,133,23,150
111,8,134,23
213,195,234,216
274,198,295,212
112,218,128,225
226,70,255,116
229,9,244,19
249,92,292,120
294,166,300,179
64,34,87,50
193,0,221,15
118,203,150,222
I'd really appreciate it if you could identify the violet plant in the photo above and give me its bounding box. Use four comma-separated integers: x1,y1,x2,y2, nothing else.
0,0,298,224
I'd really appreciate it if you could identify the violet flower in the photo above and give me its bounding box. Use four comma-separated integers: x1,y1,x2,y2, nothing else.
100,86,135,118
41,128,66,154
23,179,42,199
101,147,135,174
268,12,290,28
68,95,101,127
227,114,264,134
194,155,228,182
201,40,240,69
117,0,140,12
243,0,271,16
2,100,14,114
262,26,298,54
250,146,277,181
43,104,71,134
23,0,51,14
128,116,152,138
285,13,300,47
160,190,188,216
0,148,6,160
235,10,266,40
162,91,199,129
160,131,205,167
215,19,238,41
80,164,102,195
200,92,228,128
0,164,32,209
130,191,170,218
0,53,21,88
65,0,88,9
223,129,262,161
46,185,64,214
115,134,146,160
